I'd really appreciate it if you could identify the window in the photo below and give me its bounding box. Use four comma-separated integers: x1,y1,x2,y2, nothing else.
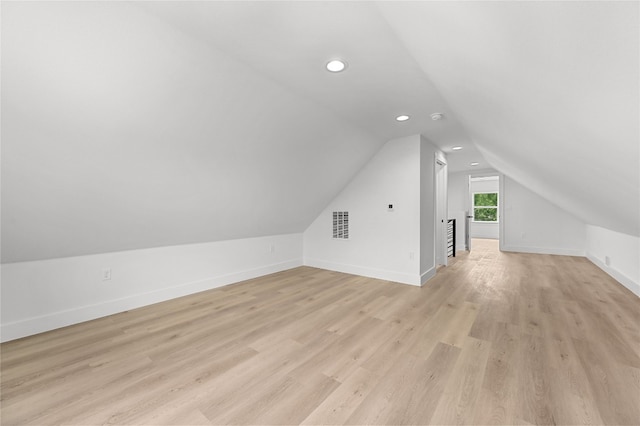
332,211,349,239
473,192,498,222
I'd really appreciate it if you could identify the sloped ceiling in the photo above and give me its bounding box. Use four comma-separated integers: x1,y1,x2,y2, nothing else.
1,1,637,263
377,1,639,237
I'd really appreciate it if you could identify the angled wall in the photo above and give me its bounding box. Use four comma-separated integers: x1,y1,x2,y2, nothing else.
586,226,640,297
1,1,383,264
448,170,586,256
500,177,586,256
304,135,422,285
379,1,640,239
303,134,444,286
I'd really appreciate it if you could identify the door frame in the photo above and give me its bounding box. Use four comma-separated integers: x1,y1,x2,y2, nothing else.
435,154,448,267
466,171,504,251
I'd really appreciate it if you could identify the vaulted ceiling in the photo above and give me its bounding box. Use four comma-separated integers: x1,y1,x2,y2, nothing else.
2,1,638,263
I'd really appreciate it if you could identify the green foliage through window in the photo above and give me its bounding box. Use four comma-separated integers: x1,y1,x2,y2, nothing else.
474,208,497,221
474,193,498,206
473,192,498,222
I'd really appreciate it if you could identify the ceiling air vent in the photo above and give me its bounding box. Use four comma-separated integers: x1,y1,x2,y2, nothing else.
332,211,349,240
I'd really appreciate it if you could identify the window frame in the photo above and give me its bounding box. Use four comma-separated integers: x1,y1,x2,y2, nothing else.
472,192,499,223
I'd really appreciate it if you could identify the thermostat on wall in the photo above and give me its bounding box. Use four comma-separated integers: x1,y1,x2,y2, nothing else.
388,204,394,211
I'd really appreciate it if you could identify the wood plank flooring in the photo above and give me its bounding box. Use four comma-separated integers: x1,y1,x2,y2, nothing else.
1,239,639,425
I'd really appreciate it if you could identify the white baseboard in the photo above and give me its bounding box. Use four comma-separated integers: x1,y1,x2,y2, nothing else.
1,259,302,342
501,245,585,257
304,258,421,286
420,266,436,286
586,253,640,298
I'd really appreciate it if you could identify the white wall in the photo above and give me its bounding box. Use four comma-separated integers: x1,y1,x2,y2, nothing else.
1,233,303,342
586,225,640,297
470,176,500,239
2,2,384,264
447,171,468,252
500,177,586,256
304,135,422,285
472,222,499,240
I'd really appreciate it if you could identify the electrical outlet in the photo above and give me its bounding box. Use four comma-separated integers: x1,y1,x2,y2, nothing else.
269,244,275,253
102,268,112,281
409,252,414,260
605,256,611,266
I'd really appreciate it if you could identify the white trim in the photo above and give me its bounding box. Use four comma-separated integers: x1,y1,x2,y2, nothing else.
434,153,448,267
421,266,436,286
470,176,499,182
467,169,501,179
498,173,506,252
501,245,585,257
586,252,640,298
471,191,499,222
435,150,447,166
304,258,421,286
1,259,302,342
465,170,504,250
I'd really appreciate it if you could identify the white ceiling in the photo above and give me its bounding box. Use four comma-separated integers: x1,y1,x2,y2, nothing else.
377,1,639,236
137,1,480,165
1,1,638,263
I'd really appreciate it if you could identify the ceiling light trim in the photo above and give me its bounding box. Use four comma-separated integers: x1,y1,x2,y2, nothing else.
326,59,347,73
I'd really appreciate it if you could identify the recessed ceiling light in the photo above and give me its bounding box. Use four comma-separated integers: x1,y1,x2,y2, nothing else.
470,162,479,166
431,113,444,120
326,59,347,72
452,146,463,151
396,115,410,122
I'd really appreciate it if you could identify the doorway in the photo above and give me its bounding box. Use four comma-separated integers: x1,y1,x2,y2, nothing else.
467,174,500,251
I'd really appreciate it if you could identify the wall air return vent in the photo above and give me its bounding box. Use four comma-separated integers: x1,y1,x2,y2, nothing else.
332,211,349,240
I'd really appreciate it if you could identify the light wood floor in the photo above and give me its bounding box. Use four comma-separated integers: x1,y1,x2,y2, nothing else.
2,239,639,425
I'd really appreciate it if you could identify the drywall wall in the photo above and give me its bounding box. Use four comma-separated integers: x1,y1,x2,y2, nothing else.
447,171,469,252
304,135,422,285
470,176,499,239
1,233,303,342
586,225,640,297
472,221,498,240
501,177,586,256
2,1,383,263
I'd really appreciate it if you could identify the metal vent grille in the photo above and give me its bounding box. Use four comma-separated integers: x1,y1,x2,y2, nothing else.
332,211,349,239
